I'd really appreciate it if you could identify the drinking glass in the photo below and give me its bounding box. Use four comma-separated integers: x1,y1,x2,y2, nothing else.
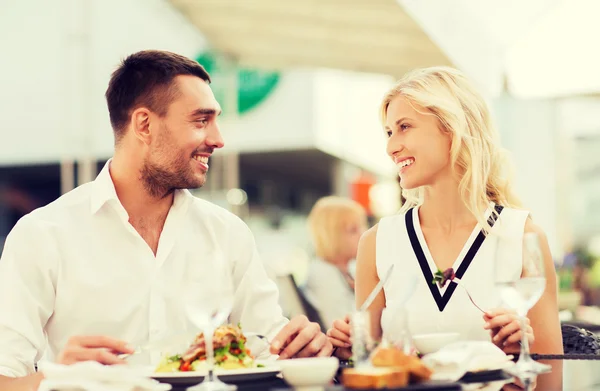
495,232,551,376
187,261,237,391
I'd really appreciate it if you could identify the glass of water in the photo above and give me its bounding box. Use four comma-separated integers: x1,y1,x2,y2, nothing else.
186,261,237,391
351,310,375,368
495,232,551,376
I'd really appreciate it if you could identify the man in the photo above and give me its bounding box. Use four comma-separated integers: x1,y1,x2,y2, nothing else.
0,50,332,390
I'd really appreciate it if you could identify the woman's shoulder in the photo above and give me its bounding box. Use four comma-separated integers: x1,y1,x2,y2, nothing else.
492,205,530,236
523,218,547,237
377,209,412,231
497,204,530,217
523,217,551,251
358,224,378,251
358,209,416,250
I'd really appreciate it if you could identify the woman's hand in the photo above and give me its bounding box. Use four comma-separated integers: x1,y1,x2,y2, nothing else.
483,308,534,353
326,315,353,360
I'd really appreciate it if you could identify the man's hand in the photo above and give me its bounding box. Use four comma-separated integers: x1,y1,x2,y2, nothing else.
270,315,333,359
56,335,134,365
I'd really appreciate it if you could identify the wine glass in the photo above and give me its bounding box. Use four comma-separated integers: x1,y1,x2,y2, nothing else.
495,232,551,376
382,273,418,355
186,260,237,391
385,307,414,355
350,310,374,368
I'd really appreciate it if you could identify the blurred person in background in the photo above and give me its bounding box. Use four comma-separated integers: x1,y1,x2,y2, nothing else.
256,205,309,281
327,66,562,359
304,196,367,328
0,50,331,391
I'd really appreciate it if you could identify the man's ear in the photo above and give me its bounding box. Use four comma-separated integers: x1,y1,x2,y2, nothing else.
131,107,152,145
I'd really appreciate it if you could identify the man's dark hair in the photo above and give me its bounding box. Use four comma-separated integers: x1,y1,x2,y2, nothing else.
105,50,211,143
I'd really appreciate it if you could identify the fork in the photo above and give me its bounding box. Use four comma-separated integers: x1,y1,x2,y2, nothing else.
244,332,272,344
452,277,487,314
118,330,198,360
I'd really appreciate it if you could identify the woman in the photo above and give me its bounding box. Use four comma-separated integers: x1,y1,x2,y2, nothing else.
304,196,368,328
327,67,563,359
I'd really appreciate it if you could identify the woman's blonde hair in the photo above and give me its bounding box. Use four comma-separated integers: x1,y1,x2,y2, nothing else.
380,66,521,232
308,196,367,261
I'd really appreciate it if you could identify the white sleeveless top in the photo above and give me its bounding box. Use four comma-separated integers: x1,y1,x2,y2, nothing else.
377,205,529,343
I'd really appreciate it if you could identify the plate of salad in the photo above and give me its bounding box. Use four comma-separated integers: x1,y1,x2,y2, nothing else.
150,324,280,384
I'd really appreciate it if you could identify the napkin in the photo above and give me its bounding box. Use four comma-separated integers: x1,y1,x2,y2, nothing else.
421,341,514,381
38,361,171,391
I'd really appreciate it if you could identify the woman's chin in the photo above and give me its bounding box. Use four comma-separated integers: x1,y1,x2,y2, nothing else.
398,176,419,190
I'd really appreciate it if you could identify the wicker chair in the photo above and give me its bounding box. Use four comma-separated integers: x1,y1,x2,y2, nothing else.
561,323,600,355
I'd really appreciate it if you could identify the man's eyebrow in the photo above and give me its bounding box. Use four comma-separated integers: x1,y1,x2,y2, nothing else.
189,108,222,117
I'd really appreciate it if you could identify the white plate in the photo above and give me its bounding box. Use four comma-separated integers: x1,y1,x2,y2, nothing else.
150,362,281,385
468,360,515,373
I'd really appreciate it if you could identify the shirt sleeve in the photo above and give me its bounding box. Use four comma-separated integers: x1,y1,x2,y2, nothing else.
226,216,289,358
0,215,57,377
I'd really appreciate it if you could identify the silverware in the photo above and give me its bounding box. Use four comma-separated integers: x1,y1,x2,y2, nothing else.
359,264,395,311
244,332,272,344
434,269,486,314
453,277,486,314
118,330,199,360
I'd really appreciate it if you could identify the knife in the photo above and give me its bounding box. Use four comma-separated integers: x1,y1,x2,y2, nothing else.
119,330,199,359
359,264,395,311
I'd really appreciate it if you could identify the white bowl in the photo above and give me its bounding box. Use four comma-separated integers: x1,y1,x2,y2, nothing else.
279,357,339,390
412,332,461,355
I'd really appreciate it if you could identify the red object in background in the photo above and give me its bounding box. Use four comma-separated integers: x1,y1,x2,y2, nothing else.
351,172,375,215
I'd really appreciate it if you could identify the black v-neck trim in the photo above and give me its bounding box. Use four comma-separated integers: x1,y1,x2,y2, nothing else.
406,205,504,312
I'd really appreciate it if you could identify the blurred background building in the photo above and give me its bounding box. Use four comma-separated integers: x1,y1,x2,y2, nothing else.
1,0,600,313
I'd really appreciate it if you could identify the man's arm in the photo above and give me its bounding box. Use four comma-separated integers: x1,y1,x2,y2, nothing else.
0,372,44,391
227,216,289,344
0,215,57,378
226,216,332,358
0,216,134,389
0,335,133,391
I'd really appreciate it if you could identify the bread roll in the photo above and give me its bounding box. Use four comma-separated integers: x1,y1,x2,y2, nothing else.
406,356,433,382
371,347,412,367
342,367,409,389
370,346,433,383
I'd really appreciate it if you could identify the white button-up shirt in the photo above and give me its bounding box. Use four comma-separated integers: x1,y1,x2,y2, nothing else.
0,162,288,377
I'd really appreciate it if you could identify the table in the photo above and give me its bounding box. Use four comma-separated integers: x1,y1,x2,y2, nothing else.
170,358,600,391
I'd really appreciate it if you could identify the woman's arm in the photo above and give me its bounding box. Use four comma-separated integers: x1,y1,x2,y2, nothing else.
525,220,563,354
355,224,386,340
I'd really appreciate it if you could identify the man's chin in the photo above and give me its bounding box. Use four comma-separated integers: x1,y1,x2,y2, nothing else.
185,176,206,190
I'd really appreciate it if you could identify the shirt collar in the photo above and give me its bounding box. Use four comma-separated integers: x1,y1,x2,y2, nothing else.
90,159,193,217
90,159,120,215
